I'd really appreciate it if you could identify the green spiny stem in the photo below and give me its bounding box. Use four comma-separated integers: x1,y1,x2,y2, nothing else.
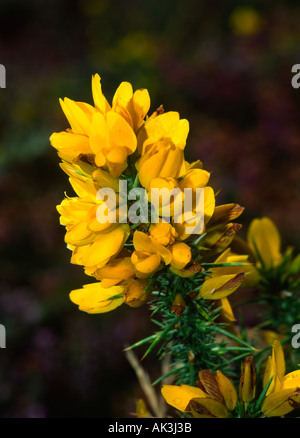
129,268,255,386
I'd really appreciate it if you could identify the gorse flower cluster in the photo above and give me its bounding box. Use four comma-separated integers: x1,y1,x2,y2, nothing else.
50,75,300,419
50,74,247,315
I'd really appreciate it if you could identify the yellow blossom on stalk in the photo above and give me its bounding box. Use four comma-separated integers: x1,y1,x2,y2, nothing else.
131,231,172,279
247,217,282,269
170,242,192,271
111,80,151,132
149,221,177,246
136,112,189,190
199,248,251,301
174,186,216,241
262,340,300,417
51,74,246,316
69,283,124,314
162,369,238,418
50,74,150,177
69,277,149,313
89,110,137,176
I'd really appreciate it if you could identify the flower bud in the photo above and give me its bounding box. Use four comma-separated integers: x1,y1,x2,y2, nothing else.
239,356,256,403
171,293,186,317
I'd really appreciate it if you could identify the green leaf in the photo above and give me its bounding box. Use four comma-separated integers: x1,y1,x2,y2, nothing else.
213,326,256,351
253,376,273,412
141,320,176,360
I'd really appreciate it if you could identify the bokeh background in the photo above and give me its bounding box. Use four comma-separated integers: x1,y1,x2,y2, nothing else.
0,0,300,417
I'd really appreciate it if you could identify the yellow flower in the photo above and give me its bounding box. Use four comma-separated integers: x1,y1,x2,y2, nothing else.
92,257,135,288
247,217,282,269
209,203,244,226
170,242,192,271
89,110,137,177
137,139,186,190
138,110,189,154
174,186,215,241
50,74,150,177
123,278,150,308
220,297,236,322
162,369,237,418
69,282,124,314
178,168,210,192
198,222,242,257
262,339,286,396
239,356,256,403
111,80,150,132
205,248,257,287
56,163,131,273
148,177,181,219
199,248,250,301
170,293,186,317
131,231,172,279
262,340,300,417
71,223,130,271
136,111,188,189
199,272,244,301
149,221,177,246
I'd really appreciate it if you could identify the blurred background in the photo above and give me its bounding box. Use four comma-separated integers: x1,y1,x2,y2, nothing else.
0,0,300,417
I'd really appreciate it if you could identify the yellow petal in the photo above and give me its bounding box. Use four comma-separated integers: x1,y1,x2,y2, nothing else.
92,169,120,191
133,253,162,278
247,217,282,268
189,397,229,418
216,370,238,411
94,257,135,285
74,224,130,268
220,297,236,322
106,110,137,153
50,131,92,162
199,273,244,300
179,169,210,191
91,74,111,113
239,356,256,403
89,112,110,155
70,282,124,313
209,203,244,226
281,370,300,390
132,88,150,130
123,279,150,307
170,242,192,270
65,222,95,246
138,111,185,152
59,98,96,135
133,231,172,265
149,222,177,246
262,388,300,417
272,340,286,380
138,141,185,190
161,385,206,412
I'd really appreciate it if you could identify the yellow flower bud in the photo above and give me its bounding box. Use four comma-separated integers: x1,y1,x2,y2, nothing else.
149,222,177,246
171,293,186,317
170,242,192,270
239,356,256,403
